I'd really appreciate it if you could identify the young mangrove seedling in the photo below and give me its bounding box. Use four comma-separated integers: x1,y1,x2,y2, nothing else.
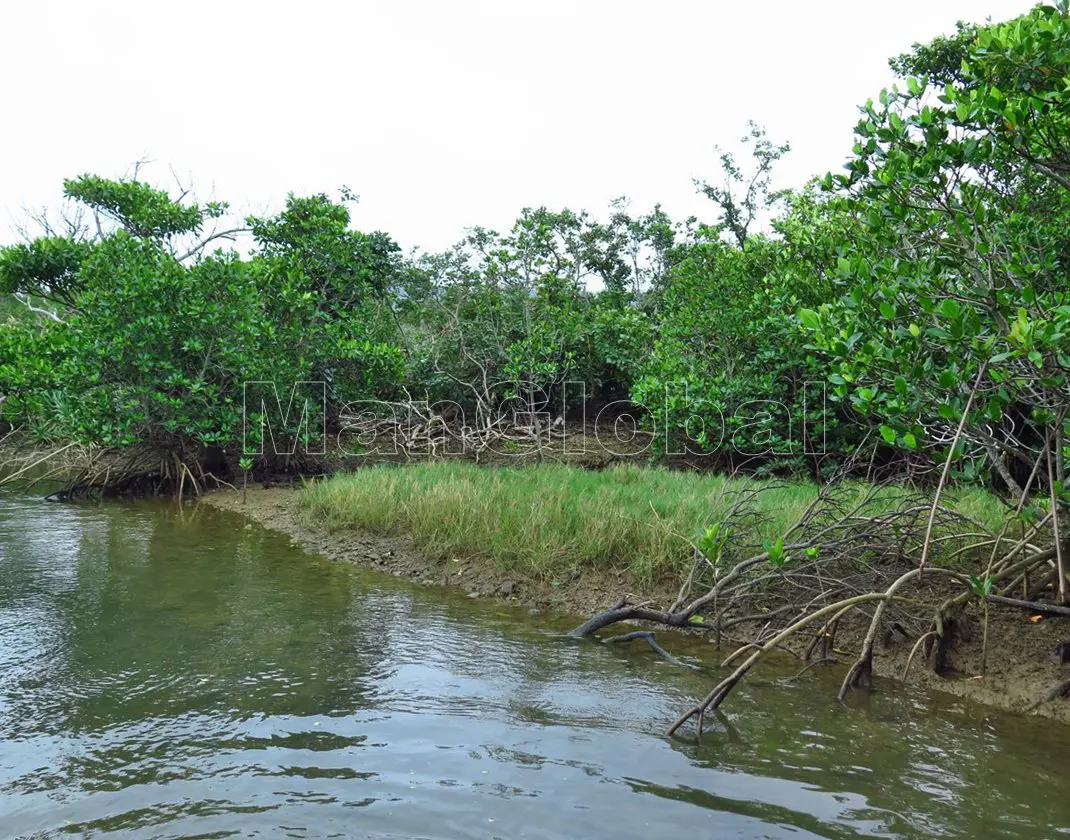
239,457,254,505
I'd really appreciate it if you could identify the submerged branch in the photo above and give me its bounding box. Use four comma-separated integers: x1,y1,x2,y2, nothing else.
602,631,697,669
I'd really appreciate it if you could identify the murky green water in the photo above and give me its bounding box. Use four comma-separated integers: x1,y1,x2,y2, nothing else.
1,490,1069,839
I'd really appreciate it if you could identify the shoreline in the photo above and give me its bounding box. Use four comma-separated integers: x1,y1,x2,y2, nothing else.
201,484,1070,725
200,484,669,621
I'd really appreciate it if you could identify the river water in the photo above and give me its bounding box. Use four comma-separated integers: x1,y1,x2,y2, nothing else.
1,489,1069,839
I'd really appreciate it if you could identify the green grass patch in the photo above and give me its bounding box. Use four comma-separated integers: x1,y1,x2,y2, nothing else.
298,462,1009,582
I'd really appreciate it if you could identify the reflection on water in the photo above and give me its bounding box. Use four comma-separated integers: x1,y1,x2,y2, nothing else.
1,490,1068,838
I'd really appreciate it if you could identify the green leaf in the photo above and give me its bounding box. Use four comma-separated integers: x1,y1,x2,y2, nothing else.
798,308,820,330
764,537,786,567
879,424,896,444
937,299,962,320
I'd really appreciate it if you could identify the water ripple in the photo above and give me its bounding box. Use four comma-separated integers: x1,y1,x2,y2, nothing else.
2,491,1070,838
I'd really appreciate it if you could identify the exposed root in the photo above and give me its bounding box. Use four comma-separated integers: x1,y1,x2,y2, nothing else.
0,441,78,486
561,475,1056,732
33,444,334,501
205,473,237,492
804,609,851,662
337,391,571,462
668,593,888,736
985,594,1070,618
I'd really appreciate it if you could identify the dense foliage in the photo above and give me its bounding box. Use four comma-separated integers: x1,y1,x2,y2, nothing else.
1,2,1068,499
802,1,1070,494
0,181,403,456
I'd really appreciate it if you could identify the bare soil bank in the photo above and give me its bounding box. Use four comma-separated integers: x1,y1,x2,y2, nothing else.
201,485,1070,724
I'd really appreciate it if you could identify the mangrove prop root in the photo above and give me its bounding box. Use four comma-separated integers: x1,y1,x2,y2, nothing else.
568,602,693,639
839,570,920,701
668,593,887,737
565,478,1067,730
838,567,970,703
902,631,937,682
926,612,958,674
804,609,851,663
0,442,79,486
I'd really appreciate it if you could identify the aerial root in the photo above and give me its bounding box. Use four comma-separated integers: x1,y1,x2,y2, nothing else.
837,567,970,703
46,445,218,500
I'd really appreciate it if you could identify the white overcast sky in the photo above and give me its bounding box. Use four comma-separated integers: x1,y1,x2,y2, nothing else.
0,0,1036,253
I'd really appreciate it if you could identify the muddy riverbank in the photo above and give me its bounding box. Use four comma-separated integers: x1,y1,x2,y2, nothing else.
202,485,1070,725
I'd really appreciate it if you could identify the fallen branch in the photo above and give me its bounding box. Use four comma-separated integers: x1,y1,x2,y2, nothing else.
602,631,696,669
